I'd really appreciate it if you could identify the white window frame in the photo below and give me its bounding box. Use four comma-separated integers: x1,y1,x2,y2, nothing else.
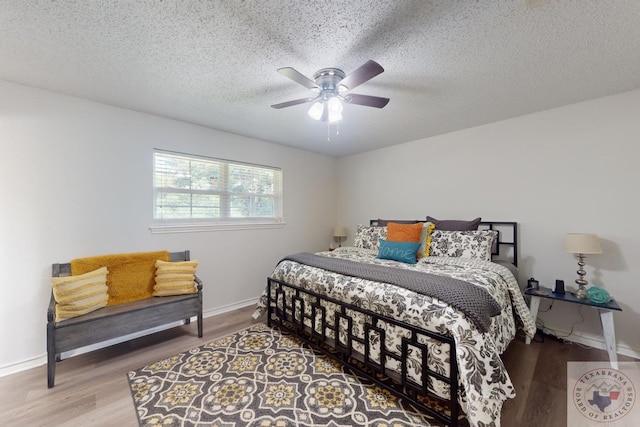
150,149,284,233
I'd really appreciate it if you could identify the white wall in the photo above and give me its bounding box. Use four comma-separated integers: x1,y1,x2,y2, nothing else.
2,79,638,374
0,80,337,372
337,89,640,358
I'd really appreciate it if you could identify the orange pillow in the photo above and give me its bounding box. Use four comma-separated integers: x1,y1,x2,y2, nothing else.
386,222,424,242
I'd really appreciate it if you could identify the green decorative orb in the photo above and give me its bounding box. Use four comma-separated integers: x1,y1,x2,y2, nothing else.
587,286,611,304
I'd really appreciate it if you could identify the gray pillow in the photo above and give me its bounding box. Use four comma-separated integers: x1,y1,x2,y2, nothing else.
375,219,421,226
426,216,481,231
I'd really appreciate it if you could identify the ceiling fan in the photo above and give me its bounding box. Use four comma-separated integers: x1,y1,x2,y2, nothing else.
271,60,390,123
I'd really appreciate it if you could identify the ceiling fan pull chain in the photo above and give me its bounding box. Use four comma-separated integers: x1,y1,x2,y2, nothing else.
326,121,340,142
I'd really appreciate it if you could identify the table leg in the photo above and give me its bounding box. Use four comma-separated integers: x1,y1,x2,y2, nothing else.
599,309,618,369
525,296,541,345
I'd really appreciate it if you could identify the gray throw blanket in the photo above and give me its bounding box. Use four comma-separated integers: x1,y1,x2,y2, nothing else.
279,252,501,333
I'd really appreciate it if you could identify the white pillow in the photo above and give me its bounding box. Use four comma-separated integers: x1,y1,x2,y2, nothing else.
353,225,387,250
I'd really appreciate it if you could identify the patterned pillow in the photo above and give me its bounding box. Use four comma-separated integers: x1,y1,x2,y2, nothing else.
353,225,387,250
430,230,497,261
51,266,109,322
377,239,421,264
375,219,421,226
153,260,198,296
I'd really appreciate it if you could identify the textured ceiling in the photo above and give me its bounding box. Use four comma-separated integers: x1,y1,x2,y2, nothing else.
1,0,639,157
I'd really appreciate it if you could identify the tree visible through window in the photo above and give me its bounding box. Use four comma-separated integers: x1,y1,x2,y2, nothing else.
153,150,283,227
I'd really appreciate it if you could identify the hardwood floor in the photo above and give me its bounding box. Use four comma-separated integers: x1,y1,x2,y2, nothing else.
0,305,259,427
500,332,638,426
0,307,636,426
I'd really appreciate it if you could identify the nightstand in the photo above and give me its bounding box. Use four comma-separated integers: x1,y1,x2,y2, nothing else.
525,286,622,365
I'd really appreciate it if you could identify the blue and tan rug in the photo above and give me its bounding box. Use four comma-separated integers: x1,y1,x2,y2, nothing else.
127,323,459,426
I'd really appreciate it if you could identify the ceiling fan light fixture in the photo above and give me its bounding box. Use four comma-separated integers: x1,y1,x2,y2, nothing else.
323,96,343,123
307,101,324,120
328,110,342,123
273,60,388,124
327,96,343,113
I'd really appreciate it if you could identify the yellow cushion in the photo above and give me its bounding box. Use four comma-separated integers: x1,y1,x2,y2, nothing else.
51,267,109,322
420,222,436,258
153,260,198,296
71,251,170,306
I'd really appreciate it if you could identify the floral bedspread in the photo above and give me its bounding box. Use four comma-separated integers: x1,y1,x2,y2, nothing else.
254,247,536,427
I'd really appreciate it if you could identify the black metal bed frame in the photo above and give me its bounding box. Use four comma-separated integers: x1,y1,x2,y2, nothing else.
267,220,518,427
267,278,460,426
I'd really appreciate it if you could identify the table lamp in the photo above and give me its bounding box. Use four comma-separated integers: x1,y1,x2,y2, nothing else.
564,233,603,299
333,226,347,247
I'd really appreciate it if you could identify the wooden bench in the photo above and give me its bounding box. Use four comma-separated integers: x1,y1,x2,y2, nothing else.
46,250,203,388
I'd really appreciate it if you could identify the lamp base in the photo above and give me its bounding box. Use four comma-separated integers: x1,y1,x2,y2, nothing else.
575,285,588,299
574,253,589,299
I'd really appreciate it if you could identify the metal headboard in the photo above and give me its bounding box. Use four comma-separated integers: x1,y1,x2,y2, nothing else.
369,220,518,267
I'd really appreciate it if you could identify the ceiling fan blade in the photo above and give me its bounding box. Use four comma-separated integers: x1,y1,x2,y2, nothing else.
271,97,313,109
338,60,384,91
343,94,390,108
277,67,319,90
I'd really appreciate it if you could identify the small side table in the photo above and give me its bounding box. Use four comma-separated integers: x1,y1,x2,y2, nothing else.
525,286,622,366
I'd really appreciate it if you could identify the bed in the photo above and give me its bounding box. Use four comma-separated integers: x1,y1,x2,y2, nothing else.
253,220,536,427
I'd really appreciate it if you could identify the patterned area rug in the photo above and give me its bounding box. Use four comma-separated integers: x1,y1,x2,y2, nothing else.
128,324,459,426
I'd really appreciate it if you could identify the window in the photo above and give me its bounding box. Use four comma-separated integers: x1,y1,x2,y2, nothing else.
151,150,283,232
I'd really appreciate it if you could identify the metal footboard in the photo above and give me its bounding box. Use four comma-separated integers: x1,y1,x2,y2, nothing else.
267,277,461,427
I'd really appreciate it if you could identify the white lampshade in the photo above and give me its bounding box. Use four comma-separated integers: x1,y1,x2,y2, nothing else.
564,233,603,254
328,111,342,123
307,101,324,120
327,96,343,113
333,226,347,238
327,97,343,123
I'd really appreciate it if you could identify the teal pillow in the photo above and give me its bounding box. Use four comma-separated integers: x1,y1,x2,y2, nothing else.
376,239,421,264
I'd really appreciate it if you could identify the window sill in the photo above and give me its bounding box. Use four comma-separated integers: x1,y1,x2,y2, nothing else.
149,221,286,234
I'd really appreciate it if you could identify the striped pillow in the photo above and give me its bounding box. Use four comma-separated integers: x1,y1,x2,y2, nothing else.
153,260,198,296
51,267,109,322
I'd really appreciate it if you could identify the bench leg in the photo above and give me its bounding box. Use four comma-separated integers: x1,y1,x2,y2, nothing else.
47,353,56,388
197,292,203,338
47,323,56,388
185,317,191,325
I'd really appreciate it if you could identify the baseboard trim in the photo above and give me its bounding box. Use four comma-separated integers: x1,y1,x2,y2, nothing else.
0,297,259,378
202,297,258,318
0,354,46,378
539,326,640,360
